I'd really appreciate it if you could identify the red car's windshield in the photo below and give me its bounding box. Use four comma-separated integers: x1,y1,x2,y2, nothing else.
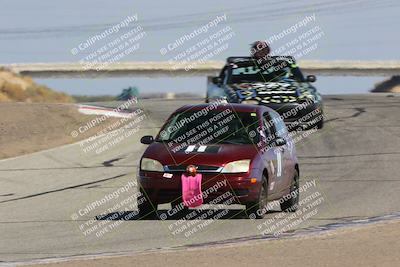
156,109,260,145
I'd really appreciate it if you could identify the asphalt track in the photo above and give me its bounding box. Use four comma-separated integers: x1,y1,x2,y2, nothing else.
1,94,400,264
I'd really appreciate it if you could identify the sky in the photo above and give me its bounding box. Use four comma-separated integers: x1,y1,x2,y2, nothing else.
1,0,399,95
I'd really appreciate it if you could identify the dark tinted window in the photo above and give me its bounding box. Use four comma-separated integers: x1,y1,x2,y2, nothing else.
270,112,287,138
262,112,275,138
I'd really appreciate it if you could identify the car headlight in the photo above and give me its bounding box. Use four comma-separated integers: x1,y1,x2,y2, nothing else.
221,159,251,173
241,100,259,105
141,158,164,172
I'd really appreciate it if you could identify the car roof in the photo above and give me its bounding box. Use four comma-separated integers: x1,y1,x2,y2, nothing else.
175,103,274,114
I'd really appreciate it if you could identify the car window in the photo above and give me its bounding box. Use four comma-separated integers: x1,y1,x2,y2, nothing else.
269,112,287,138
262,112,275,138
229,62,304,84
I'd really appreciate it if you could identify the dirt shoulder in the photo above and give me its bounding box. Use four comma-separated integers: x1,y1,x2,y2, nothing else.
0,102,119,159
25,220,400,267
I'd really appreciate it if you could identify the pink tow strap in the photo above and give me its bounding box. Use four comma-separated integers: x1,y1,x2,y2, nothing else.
181,173,203,208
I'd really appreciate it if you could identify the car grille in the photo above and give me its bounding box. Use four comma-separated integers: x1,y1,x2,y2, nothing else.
164,165,222,173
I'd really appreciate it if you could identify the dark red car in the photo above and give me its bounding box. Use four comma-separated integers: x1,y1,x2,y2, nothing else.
137,103,300,219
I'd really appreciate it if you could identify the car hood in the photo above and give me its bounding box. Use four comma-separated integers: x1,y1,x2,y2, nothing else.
228,81,314,104
142,142,259,167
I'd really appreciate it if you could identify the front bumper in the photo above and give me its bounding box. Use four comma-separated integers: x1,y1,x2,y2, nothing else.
138,170,261,205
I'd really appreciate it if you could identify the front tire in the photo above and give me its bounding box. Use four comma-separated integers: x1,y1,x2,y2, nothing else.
205,92,209,103
280,170,299,212
246,175,268,219
316,117,324,129
171,198,189,216
137,189,156,218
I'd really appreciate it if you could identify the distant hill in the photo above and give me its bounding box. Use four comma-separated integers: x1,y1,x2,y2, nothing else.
371,76,400,93
71,95,117,103
0,67,73,102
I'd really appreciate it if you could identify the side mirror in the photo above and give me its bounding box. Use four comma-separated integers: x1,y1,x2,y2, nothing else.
275,137,287,147
306,75,317,83
140,135,154,145
212,77,222,85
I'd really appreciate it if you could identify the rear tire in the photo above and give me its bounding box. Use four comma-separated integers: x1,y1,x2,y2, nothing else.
280,170,299,212
246,175,268,219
